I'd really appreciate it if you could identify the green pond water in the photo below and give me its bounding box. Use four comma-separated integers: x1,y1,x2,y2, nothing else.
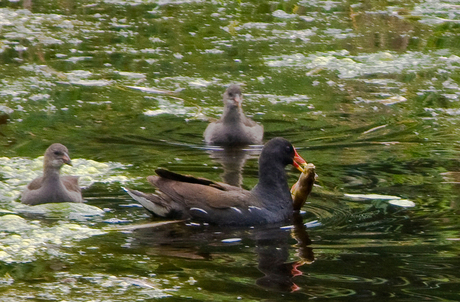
1,0,460,300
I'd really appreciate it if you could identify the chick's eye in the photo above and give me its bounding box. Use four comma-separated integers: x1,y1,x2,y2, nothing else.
54,151,62,156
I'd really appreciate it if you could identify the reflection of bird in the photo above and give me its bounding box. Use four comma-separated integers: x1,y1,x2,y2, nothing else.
256,241,301,292
21,143,83,205
204,85,263,146
440,172,460,211
124,138,305,225
291,212,315,265
255,216,314,292
206,146,260,187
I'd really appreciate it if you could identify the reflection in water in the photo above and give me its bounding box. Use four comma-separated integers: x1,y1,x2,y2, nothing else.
0,112,8,140
440,172,460,212
206,146,261,187
256,213,314,292
2,0,460,299
23,0,32,10
291,213,315,265
256,235,301,292
128,213,313,293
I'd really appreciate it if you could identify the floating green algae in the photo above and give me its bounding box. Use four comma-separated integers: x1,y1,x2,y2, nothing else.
0,215,105,263
15,203,105,220
265,50,443,79
412,0,460,24
0,271,175,301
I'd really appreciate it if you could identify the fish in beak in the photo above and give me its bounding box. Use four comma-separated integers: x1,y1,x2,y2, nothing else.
291,163,317,211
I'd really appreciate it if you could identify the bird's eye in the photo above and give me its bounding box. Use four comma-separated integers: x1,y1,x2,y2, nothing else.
54,151,62,156
228,93,233,97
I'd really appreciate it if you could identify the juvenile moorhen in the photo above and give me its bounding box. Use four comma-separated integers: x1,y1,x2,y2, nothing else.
21,143,83,205
204,85,263,146
124,137,306,225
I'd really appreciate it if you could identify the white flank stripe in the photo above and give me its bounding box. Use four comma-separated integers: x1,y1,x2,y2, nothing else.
190,207,208,215
230,207,243,214
248,206,262,211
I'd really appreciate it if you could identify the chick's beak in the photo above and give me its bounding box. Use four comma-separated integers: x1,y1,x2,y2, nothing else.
233,94,242,106
292,149,307,172
63,152,72,166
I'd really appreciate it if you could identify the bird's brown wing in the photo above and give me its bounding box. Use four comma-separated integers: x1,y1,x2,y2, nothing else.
241,115,262,128
240,117,263,143
203,121,222,143
61,176,82,193
155,168,228,190
147,174,256,210
25,177,44,191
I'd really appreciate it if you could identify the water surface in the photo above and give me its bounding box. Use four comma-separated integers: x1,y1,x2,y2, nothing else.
1,0,460,300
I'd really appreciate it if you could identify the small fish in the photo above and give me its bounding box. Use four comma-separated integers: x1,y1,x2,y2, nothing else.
291,163,317,211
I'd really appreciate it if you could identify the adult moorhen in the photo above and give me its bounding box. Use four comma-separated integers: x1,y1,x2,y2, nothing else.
21,143,83,205
124,137,306,226
204,85,263,146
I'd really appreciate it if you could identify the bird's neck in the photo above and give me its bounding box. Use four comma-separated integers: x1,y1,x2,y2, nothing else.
253,160,292,206
43,164,62,183
222,106,243,124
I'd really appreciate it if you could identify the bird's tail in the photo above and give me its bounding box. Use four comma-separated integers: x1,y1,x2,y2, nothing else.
122,187,170,217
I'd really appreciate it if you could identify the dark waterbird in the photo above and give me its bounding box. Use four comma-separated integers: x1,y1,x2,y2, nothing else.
124,138,306,226
204,85,263,146
21,143,83,205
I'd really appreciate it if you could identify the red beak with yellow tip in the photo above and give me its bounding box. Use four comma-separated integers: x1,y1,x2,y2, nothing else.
292,148,307,172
